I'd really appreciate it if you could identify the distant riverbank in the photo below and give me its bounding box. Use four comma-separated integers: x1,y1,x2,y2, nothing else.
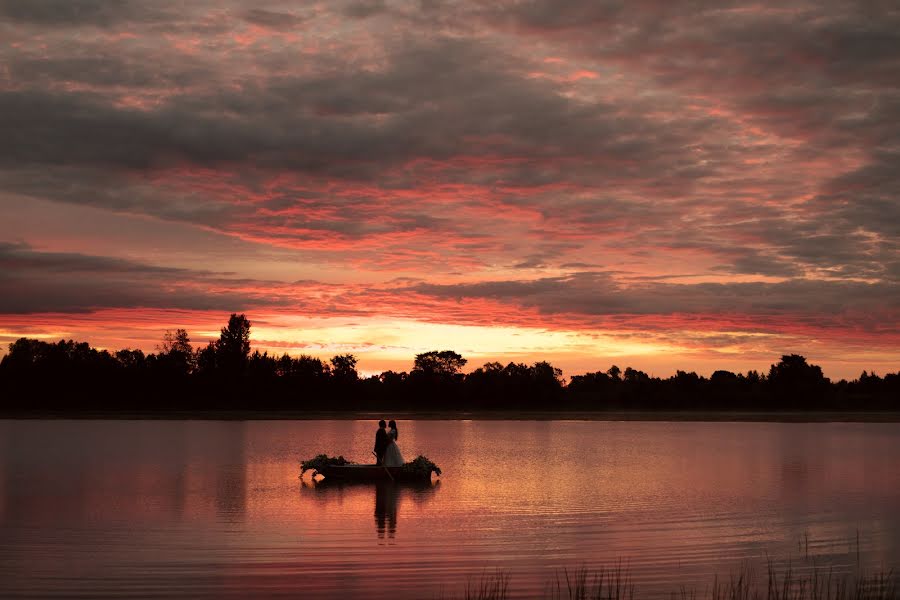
4,409,900,421
4,338,898,415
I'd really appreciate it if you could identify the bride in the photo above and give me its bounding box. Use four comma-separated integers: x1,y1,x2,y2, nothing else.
383,420,405,467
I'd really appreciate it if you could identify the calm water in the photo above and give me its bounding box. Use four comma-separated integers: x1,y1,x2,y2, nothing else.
1,420,898,598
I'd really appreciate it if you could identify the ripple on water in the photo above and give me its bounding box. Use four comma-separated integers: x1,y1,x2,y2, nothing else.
0,420,898,599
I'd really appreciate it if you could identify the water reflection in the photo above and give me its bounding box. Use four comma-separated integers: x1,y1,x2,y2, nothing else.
375,482,398,538
0,420,898,600
301,479,439,539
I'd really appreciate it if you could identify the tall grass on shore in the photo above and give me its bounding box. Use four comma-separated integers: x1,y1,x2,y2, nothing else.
438,562,897,600
548,564,634,600
706,562,896,600
439,570,510,600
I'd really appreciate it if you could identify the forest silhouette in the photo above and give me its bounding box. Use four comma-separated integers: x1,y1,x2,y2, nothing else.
1,314,897,414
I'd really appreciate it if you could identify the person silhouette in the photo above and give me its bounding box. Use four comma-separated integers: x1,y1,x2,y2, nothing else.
384,419,404,467
374,419,389,466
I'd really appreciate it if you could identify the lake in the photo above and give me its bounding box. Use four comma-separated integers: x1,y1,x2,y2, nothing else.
0,420,898,598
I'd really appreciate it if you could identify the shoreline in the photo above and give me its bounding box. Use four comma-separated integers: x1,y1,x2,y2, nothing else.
2,410,899,422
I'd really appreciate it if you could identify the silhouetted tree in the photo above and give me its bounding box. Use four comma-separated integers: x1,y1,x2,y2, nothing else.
670,370,704,392
159,329,192,355
330,354,358,382
767,354,829,407
461,360,563,409
195,341,218,374
408,350,468,407
621,367,659,408
567,367,626,409
623,367,650,384
156,329,194,375
568,370,613,392
768,355,827,386
248,350,277,380
216,313,251,374
294,355,330,380
706,370,743,408
710,370,738,384
275,353,293,377
277,354,331,406
115,349,146,370
4,323,899,414
525,361,564,406
2,338,46,370
379,370,407,385
745,370,763,383
412,350,467,378
857,370,881,393
463,362,509,408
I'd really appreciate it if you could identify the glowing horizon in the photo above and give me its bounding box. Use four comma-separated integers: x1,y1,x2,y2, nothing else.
1,1,898,382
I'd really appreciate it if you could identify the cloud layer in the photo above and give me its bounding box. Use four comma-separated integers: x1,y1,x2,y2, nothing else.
1,0,898,377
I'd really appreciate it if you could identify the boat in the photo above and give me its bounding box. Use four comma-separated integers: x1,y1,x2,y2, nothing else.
301,454,441,483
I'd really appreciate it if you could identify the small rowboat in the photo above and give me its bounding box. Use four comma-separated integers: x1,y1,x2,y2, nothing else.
314,464,432,483
301,454,441,483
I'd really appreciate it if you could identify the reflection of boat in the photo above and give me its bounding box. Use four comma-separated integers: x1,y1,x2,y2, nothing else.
374,481,398,538
299,478,439,540
302,478,440,494
313,464,433,483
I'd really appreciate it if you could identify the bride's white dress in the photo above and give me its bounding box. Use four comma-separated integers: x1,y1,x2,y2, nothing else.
384,429,404,467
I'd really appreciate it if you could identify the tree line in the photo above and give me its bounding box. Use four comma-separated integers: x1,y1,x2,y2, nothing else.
1,314,897,413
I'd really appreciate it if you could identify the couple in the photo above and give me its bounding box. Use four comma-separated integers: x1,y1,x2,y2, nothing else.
373,419,404,467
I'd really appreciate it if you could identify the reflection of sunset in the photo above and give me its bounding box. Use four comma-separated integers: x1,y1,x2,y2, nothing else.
5,420,897,598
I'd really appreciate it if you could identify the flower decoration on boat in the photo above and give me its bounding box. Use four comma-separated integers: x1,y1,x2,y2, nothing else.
301,454,349,475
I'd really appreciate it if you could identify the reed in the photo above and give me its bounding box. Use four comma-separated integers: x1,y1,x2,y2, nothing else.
437,562,897,600
547,562,635,600
437,569,511,600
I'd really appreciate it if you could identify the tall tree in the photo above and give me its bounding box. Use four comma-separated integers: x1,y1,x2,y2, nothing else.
115,349,146,370
216,313,251,373
767,354,829,407
412,350,467,377
531,361,564,387
330,354,358,382
195,341,218,374
157,329,194,375
159,329,192,356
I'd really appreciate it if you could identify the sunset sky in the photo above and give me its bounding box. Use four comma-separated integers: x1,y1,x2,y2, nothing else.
1,1,898,379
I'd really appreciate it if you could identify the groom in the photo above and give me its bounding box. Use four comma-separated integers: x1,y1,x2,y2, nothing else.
373,419,389,466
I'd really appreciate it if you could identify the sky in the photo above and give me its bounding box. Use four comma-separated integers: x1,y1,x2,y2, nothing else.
1,0,898,380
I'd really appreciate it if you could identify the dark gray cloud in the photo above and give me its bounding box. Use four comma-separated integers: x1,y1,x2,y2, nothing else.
342,0,388,19
0,0,897,330
409,272,900,332
0,28,730,265
241,8,309,29
0,243,286,313
714,251,803,279
0,36,707,178
0,241,199,275
0,0,176,26
7,55,208,89
482,3,900,219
